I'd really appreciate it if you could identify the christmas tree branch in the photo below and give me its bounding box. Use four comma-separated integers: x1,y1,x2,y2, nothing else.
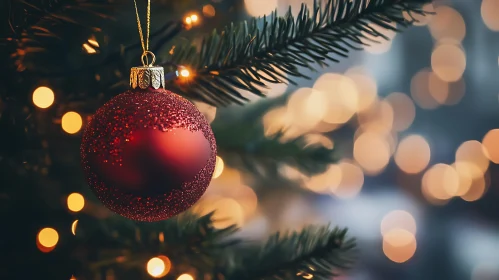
215,119,336,178
75,211,239,277
226,226,356,280
166,0,432,106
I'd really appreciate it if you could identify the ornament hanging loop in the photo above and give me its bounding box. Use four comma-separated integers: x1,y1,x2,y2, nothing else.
141,51,156,67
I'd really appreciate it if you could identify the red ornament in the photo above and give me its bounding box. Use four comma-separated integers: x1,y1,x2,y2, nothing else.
81,81,216,221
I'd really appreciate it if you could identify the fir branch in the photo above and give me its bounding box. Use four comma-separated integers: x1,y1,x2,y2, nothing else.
226,226,356,280
74,211,239,276
166,0,433,106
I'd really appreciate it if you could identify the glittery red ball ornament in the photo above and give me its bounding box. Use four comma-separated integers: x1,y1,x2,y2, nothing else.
81,86,216,222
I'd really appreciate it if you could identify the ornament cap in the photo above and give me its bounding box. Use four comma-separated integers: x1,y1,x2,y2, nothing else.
130,66,165,90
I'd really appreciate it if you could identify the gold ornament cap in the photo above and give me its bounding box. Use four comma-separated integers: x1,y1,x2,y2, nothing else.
130,66,165,90
130,51,165,90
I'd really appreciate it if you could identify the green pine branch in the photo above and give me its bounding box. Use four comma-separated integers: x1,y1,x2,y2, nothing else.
226,226,356,280
166,0,432,106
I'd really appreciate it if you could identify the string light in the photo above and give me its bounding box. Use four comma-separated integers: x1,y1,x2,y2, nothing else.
37,227,59,253
62,112,83,134
146,256,171,278
67,193,85,212
32,86,55,109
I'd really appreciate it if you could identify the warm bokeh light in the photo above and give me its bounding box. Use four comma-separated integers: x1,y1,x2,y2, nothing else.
146,255,171,278
422,164,460,200
287,87,327,131
395,135,431,174
481,0,499,31
383,228,417,263
427,71,449,104
304,164,342,193
381,210,417,236
345,71,378,112
213,156,224,179
385,92,415,131
482,129,499,163
244,0,278,17
455,140,489,178
32,86,55,109
190,14,199,23
357,100,394,133
185,17,192,24
62,112,83,134
313,73,359,124
37,227,59,252
203,4,216,17
428,6,466,42
67,192,85,212
410,69,439,109
71,220,78,235
177,274,194,280
262,106,290,138
353,131,391,175
461,174,488,202
431,43,466,82
334,160,364,198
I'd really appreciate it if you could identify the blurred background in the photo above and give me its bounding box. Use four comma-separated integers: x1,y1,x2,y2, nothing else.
200,0,499,280
4,0,499,279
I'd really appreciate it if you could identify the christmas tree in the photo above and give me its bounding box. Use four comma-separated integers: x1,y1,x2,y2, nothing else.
0,0,432,279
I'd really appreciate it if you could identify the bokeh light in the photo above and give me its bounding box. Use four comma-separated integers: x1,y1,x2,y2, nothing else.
71,220,78,235
61,112,83,134
481,0,499,31
213,156,225,179
244,0,278,17
431,43,466,82
455,141,489,179
411,69,439,109
32,86,55,109
482,129,499,163
461,174,488,202
422,164,459,200
177,274,194,280
395,135,431,174
383,228,417,263
146,255,171,278
345,69,378,112
67,193,85,212
37,227,59,253
353,131,391,175
196,197,245,229
357,100,394,134
385,92,415,131
203,4,216,17
381,210,417,236
428,6,466,42
287,87,327,131
334,160,364,199
313,73,358,124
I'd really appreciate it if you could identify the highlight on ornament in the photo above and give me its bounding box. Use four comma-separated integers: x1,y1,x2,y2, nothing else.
62,111,83,134
37,227,59,253
146,255,171,278
32,86,55,109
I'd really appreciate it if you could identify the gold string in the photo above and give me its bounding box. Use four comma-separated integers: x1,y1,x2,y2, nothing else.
133,0,152,65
